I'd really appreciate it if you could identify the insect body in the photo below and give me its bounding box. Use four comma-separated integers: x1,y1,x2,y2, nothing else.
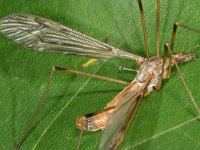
76,54,195,131
76,53,196,149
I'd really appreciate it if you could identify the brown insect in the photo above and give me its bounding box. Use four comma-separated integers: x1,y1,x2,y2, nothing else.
0,0,200,149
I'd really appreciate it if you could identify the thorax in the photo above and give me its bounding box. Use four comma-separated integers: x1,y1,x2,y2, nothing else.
136,56,169,94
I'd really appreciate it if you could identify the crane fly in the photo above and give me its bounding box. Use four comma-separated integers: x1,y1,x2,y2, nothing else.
0,0,200,149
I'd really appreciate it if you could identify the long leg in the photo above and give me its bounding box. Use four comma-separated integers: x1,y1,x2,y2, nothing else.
171,22,200,52
156,0,160,56
138,0,160,57
54,66,129,85
14,67,54,150
155,42,200,115
14,66,129,150
168,22,200,79
154,42,168,90
138,0,150,58
164,43,200,114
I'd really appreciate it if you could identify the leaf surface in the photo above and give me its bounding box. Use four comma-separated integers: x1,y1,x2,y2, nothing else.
0,0,200,150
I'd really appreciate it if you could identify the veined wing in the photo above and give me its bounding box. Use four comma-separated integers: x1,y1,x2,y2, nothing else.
0,13,144,62
99,79,150,150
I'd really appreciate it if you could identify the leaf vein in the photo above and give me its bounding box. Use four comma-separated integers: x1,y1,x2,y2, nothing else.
125,115,200,150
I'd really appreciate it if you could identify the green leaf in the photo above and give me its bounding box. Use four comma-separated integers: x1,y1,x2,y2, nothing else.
1,0,200,150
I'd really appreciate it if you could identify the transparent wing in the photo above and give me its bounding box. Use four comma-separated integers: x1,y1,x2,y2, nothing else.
99,80,149,150
0,13,144,61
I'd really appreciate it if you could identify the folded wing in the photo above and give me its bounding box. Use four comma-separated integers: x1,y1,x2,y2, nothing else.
0,13,143,61
99,80,150,150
